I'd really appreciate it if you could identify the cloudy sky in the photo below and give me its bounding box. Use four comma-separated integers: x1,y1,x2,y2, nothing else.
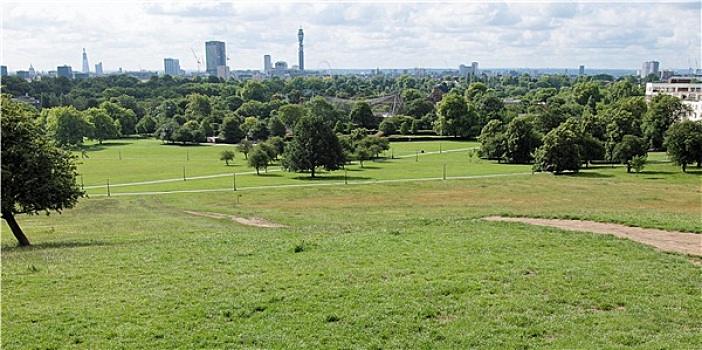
2,0,700,73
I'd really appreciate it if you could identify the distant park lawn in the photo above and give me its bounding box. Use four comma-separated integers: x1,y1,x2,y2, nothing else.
2,139,700,349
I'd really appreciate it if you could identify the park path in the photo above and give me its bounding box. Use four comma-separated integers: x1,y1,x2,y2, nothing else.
483,216,701,256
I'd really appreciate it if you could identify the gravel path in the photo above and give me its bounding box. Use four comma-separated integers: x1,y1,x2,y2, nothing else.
483,216,701,256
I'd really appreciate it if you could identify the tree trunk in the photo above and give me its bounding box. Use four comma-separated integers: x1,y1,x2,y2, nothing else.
682,163,687,173
311,167,316,178
2,211,30,246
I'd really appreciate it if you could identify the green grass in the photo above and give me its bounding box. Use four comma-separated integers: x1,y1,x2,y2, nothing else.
2,139,701,349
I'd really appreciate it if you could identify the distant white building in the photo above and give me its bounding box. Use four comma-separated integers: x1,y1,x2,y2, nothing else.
646,77,702,121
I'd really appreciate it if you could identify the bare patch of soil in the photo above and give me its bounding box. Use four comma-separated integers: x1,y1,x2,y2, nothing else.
483,216,701,256
184,211,286,228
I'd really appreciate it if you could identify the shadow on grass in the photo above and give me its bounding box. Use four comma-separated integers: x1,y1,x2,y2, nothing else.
2,240,113,252
558,172,614,178
256,172,282,178
637,170,701,176
292,174,372,181
80,142,133,152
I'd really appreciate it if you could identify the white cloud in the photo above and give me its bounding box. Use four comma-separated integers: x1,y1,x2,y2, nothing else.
1,0,700,73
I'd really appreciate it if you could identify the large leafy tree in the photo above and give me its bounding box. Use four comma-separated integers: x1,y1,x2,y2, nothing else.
349,101,376,129
612,135,648,173
478,119,507,161
643,94,691,151
435,93,472,137
44,106,89,146
219,115,245,144
283,115,345,177
1,95,84,246
504,116,542,164
84,107,120,144
277,104,305,130
247,146,271,175
533,122,581,174
100,101,137,136
663,120,702,172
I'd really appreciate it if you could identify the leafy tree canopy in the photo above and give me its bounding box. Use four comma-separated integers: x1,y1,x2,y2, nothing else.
1,95,84,246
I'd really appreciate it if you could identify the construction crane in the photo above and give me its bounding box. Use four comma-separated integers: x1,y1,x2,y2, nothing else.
191,48,202,74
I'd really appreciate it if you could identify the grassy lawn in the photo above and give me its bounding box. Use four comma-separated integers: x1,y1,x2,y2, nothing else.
2,139,700,349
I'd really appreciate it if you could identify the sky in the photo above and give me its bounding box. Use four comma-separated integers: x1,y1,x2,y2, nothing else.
1,0,700,73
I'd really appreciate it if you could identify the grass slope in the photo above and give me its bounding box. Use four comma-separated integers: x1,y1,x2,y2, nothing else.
2,140,701,349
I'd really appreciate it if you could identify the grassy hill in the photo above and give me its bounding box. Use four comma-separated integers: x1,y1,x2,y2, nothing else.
2,139,700,349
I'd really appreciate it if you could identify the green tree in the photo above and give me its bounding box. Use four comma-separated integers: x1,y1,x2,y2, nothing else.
663,120,702,172
100,101,137,136
612,135,648,173
248,146,271,175
355,135,390,159
219,149,236,166
478,119,507,161
173,120,204,144
349,101,376,129
1,96,84,246
436,93,470,137
282,115,345,177
185,93,212,119
241,80,269,102
219,116,245,144
44,106,89,146
267,116,287,138
504,116,541,164
533,123,581,174
237,139,253,159
136,115,158,135
630,155,647,173
84,107,119,144
258,141,279,161
605,109,642,162
156,120,180,144
267,136,286,159
644,94,691,151
277,104,305,129
307,96,343,125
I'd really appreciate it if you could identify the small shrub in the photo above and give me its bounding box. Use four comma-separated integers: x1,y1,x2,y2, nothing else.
293,241,306,253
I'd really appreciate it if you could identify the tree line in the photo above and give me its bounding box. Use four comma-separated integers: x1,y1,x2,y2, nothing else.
3,72,701,175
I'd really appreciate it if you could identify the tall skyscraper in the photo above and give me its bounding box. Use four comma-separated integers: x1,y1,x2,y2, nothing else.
579,65,585,76
82,48,90,73
297,27,304,71
0,65,7,76
641,61,660,78
264,55,272,75
205,41,226,76
164,58,181,76
95,62,103,76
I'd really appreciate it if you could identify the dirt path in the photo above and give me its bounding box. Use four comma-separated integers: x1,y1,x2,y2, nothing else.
184,211,286,228
483,216,701,256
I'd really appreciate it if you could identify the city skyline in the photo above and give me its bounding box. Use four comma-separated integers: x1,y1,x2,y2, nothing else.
1,0,700,73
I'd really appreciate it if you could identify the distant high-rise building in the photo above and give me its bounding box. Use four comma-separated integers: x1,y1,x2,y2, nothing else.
28,64,36,78
57,65,73,79
164,58,181,76
205,41,226,76
298,27,304,71
579,65,585,76
264,55,272,75
641,60,660,78
16,70,30,79
95,62,103,76
82,48,90,73
459,62,479,76
0,65,7,76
